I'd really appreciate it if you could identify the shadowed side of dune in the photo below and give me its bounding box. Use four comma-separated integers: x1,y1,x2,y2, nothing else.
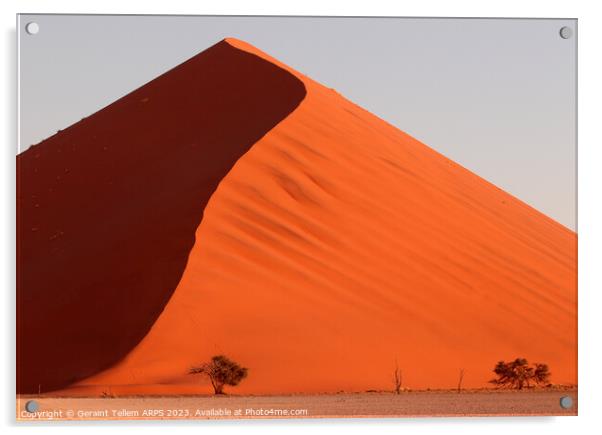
16,40,306,393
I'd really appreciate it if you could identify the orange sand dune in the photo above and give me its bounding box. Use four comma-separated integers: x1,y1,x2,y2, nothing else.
69,38,576,395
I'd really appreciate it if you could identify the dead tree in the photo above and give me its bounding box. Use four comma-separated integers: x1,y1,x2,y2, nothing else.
393,359,402,394
457,369,465,393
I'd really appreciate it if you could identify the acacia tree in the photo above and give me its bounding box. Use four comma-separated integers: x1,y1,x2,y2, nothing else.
190,355,248,395
489,358,551,389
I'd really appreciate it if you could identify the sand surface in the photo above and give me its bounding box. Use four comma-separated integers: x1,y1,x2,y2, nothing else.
18,38,577,396
17,389,577,420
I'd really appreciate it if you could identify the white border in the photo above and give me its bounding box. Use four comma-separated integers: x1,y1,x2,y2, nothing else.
3,1,601,434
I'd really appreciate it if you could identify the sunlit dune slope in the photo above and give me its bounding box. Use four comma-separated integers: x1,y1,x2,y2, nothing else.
74,38,576,395
16,40,306,393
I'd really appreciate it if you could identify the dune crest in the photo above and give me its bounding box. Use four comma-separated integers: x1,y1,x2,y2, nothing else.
72,39,576,395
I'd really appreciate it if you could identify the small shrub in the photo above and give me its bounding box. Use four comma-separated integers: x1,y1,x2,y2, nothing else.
190,355,248,395
489,358,551,389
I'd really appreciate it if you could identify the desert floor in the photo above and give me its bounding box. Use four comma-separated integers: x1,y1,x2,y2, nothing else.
17,388,577,420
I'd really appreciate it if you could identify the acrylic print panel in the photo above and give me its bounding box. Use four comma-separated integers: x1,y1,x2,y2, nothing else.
16,15,577,420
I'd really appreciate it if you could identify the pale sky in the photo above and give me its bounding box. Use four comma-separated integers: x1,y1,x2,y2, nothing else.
18,15,576,230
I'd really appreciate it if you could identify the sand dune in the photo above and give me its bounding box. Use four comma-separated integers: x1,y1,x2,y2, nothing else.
19,38,576,395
